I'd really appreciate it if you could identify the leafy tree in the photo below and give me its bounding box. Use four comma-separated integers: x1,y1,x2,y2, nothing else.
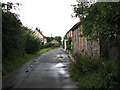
46,37,52,43
72,1,120,58
2,2,25,61
73,1,120,45
54,36,62,45
2,2,42,60
23,27,41,54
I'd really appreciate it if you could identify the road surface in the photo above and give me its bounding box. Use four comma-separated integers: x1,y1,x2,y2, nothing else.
3,48,78,88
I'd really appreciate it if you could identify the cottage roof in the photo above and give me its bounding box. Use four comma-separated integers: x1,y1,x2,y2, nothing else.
66,21,82,34
71,21,82,31
66,28,72,34
36,29,46,38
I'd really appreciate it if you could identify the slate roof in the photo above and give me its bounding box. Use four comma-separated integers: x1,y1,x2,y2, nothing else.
67,21,82,34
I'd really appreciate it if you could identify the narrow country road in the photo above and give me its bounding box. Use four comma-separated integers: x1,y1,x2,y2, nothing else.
3,48,78,88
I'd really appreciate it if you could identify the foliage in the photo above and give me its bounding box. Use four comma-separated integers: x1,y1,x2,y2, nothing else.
54,36,62,45
42,43,54,48
2,3,25,61
46,37,53,43
66,37,72,50
70,54,120,88
69,1,120,88
23,26,41,54
63,34,67,40
72,2,120,47
72,1,120,59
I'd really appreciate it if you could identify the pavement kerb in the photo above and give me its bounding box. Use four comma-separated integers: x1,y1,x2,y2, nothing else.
62,49,75,64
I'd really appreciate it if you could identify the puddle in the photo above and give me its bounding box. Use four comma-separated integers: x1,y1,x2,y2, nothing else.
57,54,65,61
56,55,60,58
58,68,66,75
55,63,65,68
56,54,67,59
54,63,68,75
58,58,64,61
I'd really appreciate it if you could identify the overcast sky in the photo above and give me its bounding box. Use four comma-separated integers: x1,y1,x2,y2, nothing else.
3,0,79,38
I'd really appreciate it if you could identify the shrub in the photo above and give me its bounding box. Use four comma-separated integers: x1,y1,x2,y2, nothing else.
78,72,103,88
42,43,55,48
70,54,120,88
24,27,41,54
25,37,41,54
2,8,25,61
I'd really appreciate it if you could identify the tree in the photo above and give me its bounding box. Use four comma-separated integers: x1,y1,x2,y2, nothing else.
23,27,41,54
2,2,42,60
2,2,25,60
54,36,62,45
73,1,120,45
46,37,52,43
72,1,120,59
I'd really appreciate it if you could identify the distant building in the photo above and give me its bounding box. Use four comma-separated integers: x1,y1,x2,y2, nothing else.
50,39,59,45
33,28,47,44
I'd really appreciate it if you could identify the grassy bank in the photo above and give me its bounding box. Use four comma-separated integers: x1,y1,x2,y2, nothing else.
69,55,120,88
3,47,54,76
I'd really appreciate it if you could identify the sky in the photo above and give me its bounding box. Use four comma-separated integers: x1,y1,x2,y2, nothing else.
2,0,80,38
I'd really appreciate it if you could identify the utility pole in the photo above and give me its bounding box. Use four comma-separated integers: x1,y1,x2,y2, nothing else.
51,34,52,38
50,34,52,42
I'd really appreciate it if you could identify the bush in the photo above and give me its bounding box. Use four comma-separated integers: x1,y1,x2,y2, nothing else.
78,72,103,88
25,37,41,54
67,37,72,50
39,43,60,49
42,43,54,48
2,9,25,61
53,44,60,48
70,54,120,88
23,27,41,54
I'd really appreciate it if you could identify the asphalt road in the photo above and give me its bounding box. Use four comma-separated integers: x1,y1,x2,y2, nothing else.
3,48,78,88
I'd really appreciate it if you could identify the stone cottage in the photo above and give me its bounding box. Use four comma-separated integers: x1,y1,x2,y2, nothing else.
66,28,73,41
71,21,100,58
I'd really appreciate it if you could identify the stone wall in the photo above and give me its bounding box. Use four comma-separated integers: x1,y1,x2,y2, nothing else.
73,25,100,58
73,28,78,54
86,40,100,58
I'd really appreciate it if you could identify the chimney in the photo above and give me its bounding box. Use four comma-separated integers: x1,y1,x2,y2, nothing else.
38,29,40,32
36,27,38,30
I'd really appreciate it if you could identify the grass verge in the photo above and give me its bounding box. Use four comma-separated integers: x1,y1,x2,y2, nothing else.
2,47,54,76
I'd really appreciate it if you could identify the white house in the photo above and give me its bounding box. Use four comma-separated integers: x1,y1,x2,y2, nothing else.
33,28,47,44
